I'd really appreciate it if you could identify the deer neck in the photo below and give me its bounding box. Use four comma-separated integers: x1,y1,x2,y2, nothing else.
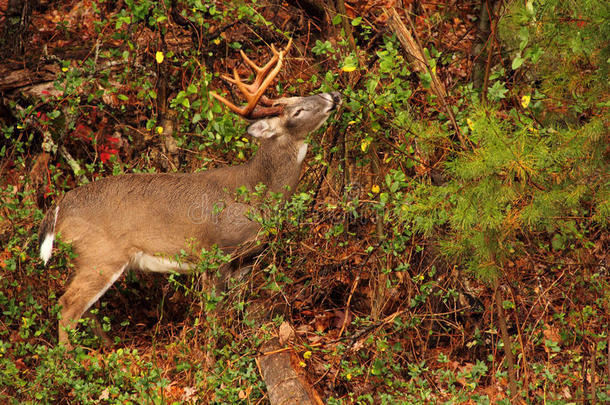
246,137,306,196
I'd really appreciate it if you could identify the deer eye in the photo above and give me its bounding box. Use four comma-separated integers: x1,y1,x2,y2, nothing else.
292,109,304,117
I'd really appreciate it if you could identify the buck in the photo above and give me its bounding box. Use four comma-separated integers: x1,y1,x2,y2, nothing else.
38,40,341,346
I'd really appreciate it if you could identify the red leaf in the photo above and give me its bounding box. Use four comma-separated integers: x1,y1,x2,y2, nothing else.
100,152,112,162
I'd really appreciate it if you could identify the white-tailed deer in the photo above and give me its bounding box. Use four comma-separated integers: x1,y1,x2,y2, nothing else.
39,40,341,346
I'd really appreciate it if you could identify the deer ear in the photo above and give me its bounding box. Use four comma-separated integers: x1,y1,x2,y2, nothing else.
247,119,277,139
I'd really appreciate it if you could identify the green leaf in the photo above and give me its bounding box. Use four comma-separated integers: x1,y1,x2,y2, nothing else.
332,14,342,26
518,26,530,51
488,81,508,101
419,71,432,89
512,55,524,70
551,234,565,250
525,44,543,63
366,78,379,94
502,300,515,310
311,40,333,55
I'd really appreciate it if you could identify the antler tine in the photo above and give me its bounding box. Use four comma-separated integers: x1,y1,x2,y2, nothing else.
226,43,285,93
220,39,293,90
210,91,247,116
279,38,292,56
219,54,277,94
242,39,291,93
240,49,279,74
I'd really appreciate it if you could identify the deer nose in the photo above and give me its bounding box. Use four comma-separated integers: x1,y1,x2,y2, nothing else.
330,92,342,105
324,92,341,111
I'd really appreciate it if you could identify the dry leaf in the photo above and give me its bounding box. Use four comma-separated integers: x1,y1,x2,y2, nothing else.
279,321,295,345
98,388,110,401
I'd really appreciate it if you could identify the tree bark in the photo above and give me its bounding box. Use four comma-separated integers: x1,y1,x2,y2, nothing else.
472,0,498,92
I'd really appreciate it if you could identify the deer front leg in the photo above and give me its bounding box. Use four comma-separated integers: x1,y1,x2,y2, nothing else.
217,238,267,292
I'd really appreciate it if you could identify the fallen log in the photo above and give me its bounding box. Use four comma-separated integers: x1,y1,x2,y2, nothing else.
0,64,59,96
257,337,324,405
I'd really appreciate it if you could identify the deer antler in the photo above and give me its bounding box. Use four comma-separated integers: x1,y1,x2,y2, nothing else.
210,39,292,119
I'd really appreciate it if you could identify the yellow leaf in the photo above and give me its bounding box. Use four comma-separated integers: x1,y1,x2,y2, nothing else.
466,118,474,130
156,126,163,134
155,51,164,64
346,373,352,381
213,38,221,45
342,65,356,72
371,184,380,194
360,138,371,152
299,361,306,367
521,94,531,108
61,67,68,72
303,351,312,359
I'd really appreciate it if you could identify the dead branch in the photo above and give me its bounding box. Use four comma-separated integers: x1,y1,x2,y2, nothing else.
385,7,469,150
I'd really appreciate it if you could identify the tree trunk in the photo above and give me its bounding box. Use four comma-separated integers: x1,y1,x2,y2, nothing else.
472,0,498,91
493,278,519,399
2,0,37,57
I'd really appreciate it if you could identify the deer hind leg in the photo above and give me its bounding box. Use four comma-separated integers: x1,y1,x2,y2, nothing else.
58,261,126,347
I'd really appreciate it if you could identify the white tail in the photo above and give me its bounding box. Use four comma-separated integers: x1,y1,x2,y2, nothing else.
39,206,58,264
39,41,341,346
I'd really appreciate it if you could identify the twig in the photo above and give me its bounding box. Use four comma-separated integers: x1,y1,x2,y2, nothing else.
590,339,597,405
509,285,530,394
338,275,359,339
57,145,85,183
